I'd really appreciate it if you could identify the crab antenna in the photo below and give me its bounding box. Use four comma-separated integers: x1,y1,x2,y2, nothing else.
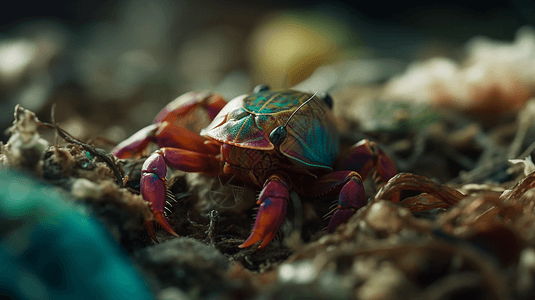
269,92,317,146
284,92,318,127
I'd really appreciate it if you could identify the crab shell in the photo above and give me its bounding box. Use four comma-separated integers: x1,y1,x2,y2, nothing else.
200,90,340,171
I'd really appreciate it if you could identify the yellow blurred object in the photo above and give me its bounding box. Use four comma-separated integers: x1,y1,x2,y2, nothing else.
247,12,350,89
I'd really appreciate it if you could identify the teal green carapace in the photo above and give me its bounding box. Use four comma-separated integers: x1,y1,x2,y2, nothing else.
0,169,153,300
244,90,311,114
203,90,340,170
244,90,340,170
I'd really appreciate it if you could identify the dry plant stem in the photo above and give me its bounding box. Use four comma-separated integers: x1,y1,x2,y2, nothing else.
398,194,451,212
450,133,508,185
475,194,523,220
439,193,522,232
206,210,219,246
39,121,124,187
374,173,465,206
518,140,535,159
503,171,535,200
508,100,535,159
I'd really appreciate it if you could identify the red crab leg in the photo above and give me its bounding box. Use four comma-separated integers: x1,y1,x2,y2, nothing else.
296,171,366,233
113,122,221,158
113,124,158,159
113,91,226,159
154,91,226,125
142,147,220,241
239,174,290,249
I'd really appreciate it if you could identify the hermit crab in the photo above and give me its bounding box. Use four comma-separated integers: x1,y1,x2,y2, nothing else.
113,86,397,249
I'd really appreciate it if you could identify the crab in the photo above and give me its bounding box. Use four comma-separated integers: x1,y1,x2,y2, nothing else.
113,85,397,249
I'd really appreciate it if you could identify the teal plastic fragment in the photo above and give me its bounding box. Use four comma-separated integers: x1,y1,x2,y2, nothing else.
0,169,154,300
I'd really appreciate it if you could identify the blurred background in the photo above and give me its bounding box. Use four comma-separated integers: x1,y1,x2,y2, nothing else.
0,0,533,144
4,3,535,298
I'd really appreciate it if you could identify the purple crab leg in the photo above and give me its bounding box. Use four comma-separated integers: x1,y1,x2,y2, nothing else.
334,139,397,183
293,171,366,233
142,147,221,242
327,175,366,232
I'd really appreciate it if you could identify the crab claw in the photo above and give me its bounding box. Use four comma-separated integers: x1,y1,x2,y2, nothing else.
141,152,179,241
327,176,366,233
239,179,289,249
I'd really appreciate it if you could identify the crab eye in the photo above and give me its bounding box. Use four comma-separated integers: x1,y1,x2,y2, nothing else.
318,92,333,109
269,126,287,146
253,84,270,94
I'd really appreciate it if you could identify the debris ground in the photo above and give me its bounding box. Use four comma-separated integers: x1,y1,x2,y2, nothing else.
2,9,535,300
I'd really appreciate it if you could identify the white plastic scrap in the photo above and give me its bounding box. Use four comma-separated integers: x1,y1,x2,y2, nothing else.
509,156,535,177
384,26,535,111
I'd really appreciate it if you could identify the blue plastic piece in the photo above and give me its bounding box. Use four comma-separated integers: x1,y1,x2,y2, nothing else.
0,169,154,299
